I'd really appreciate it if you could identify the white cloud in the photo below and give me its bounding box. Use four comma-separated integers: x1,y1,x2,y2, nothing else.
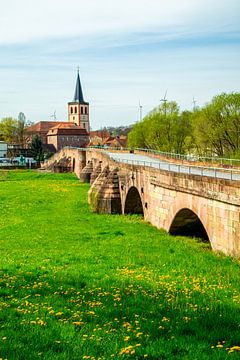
0,0,239,128
0,0,239,44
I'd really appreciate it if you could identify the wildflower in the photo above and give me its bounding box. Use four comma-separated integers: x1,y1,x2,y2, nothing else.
119,345,134,355
161,317,169,322
228,346,240,352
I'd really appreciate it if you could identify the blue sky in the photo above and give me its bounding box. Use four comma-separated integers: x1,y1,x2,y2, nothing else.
0,0,239,129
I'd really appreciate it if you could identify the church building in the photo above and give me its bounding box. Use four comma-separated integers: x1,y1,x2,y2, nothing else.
67,71,90,132
25,71,90,152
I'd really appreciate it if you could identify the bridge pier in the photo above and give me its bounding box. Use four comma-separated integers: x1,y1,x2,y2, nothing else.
88,166,121,214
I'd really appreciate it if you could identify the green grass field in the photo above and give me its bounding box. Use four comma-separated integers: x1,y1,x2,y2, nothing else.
0,170,240,360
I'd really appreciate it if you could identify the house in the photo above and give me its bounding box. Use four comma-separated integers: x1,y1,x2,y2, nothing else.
103,135,127,148
47,123,89,150
0,141,7,158
89,130,111,146
25,121,67,146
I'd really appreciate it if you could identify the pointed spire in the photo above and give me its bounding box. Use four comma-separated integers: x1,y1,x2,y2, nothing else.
73,69,85,103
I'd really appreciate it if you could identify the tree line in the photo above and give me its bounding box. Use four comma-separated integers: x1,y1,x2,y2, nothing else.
0,114,45,161
128,93,240,158
0,113,30,146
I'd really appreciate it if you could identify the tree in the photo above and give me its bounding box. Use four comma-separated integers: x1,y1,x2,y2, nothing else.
0,117,18,143
0,113,29,147
17,112,26,147
127,121,147,148
174,111,194,154
193,93,240,157
29,135,44,162
128,101,193,153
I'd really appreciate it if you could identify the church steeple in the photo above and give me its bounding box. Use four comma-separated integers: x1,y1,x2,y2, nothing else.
68,69,90,133
73,71,85,103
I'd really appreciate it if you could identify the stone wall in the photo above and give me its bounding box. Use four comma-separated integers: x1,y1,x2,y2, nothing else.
42,147,86,177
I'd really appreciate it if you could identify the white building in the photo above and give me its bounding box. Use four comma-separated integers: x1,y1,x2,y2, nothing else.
0,141,7,158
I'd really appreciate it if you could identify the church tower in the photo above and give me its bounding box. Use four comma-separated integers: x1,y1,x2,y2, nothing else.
68,70,90,132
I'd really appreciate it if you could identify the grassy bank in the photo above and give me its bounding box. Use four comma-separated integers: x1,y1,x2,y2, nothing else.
0,170,239,359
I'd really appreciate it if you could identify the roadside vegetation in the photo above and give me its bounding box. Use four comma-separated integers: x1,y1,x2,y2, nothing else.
0,171,240,359
128,92,240,159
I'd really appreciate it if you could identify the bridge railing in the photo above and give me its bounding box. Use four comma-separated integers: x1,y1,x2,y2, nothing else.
57,145,240,168
107,155,240,181
134,148,240,167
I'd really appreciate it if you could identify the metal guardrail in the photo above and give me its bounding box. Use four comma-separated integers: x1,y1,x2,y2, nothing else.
84,146,240,167
107,155,240,181
64,145,240,166
54,146,240,181
134,148,240,166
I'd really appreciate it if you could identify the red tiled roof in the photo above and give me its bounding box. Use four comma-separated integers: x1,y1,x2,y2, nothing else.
26,121,69,133
90,130,110,139
49,123,81,130
47,127,88,136
103,136,127,148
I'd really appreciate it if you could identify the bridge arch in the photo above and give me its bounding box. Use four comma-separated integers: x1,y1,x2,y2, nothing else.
124,186,144,215
169,208,209,242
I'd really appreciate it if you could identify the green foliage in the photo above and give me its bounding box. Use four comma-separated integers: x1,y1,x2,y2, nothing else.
0,171,240,359
0,117,18,143
0,112,28,146
193,92,240,157
17,112,27,147
128,102,193,153
29,135,44,161
128,92,240,158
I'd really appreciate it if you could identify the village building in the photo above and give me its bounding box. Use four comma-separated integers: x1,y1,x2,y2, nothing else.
47,123,89,150
89,131,128,148
0,141,7,158
89,130,111,146
25,71,90,152
102,135,127,148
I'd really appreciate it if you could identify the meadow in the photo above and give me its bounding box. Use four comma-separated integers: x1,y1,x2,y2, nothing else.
0,170,239,360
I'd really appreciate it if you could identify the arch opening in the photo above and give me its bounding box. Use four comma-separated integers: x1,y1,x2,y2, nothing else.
72,158,75,172
169,208,209,241
124,186,144,215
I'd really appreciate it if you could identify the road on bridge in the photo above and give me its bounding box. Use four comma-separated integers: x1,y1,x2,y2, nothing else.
106,151,240,181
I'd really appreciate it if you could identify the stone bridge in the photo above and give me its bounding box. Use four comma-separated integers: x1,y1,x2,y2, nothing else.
43,147,240,257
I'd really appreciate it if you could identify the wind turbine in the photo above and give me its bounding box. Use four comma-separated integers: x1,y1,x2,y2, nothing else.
50,110,57,121
192,96,197,111
160,90,168,115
